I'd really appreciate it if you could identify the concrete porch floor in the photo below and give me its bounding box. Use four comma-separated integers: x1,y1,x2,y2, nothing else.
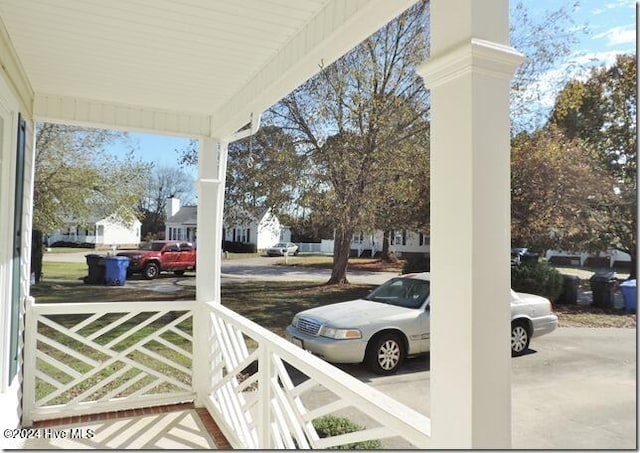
18,403,231,449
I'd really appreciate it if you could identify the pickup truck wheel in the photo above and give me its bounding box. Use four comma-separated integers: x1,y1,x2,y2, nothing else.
174,270,185,276
365,333,404,375
143,262,160,280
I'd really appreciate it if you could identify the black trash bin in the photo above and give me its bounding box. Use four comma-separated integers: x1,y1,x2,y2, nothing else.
84,254,106,284
590,271,616,308
558,274,579,304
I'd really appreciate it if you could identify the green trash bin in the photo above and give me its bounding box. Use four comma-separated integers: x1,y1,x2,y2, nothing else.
589,271,616,308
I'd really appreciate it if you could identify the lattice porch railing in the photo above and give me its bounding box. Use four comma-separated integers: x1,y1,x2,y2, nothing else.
23,298,195,424
203,303,431,449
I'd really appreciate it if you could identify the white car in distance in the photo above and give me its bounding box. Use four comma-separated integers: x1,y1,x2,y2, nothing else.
286,272,558,375
266,242,299,257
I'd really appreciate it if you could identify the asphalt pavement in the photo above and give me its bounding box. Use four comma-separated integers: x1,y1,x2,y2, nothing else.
314,327,636,449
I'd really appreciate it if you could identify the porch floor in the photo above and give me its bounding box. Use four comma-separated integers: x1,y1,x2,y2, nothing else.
22,403,231,449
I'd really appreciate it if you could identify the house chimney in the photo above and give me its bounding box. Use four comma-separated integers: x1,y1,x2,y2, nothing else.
167,196,181,220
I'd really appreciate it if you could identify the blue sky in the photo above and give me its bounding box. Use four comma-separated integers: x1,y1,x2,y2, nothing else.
106,0,636,168
520,0,636,112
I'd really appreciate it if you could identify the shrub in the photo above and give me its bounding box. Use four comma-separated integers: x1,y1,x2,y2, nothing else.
312,416,383,450
402,254,430,274
222,241,257,253
511,261,563,301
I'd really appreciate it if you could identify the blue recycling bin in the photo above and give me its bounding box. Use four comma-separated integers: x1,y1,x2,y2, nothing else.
104,256,130,286
620,279,636,313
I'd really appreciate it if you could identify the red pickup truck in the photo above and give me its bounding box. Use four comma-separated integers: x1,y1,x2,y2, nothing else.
117,240,196,280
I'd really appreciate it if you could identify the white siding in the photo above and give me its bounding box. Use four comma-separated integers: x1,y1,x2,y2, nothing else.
96,218,141,246
0,57,34,431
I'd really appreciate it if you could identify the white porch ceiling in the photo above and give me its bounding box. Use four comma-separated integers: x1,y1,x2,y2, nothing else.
0,0,417,136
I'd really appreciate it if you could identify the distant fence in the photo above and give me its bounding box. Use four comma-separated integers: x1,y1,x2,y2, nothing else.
296,241,334,254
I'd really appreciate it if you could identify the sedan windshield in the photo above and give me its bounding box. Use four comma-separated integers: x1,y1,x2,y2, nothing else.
365,277,430,309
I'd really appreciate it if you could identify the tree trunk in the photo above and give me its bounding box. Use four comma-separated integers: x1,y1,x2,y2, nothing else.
380,230,398,263
381,230,391,260
328,227,353,284
31,229,43,283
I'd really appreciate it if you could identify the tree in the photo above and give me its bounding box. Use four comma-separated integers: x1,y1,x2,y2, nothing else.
549,54,636,274
372,123,430,260
177,125,302,224
510,1,586,131
511,126,615,252
271,1,430,284
33,123,150,280
224,125,302,224
138,165,195,239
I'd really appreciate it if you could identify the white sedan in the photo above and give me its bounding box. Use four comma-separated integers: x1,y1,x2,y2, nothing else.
285,272,558,375
266,242,299,257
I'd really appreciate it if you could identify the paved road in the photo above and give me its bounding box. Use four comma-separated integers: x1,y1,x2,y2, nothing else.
310,327,636,449
44,253,398,287
220,256,397,285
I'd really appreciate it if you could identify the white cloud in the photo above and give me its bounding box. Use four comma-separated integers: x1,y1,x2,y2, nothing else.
594,25,636,46
591,1,635,17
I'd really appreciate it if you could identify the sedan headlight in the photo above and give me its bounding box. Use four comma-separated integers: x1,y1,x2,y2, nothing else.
291,315,300,327
319,326,362,339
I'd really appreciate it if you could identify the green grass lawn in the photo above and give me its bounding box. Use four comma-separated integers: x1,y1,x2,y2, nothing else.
41,261,87,280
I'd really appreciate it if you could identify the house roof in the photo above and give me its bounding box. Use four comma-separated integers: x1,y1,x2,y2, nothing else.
0,0,417,137
167,206,197,226
167,205,275,227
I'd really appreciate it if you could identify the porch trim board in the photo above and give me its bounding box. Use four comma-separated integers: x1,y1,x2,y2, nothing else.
0,16,33,117
34,93,212,138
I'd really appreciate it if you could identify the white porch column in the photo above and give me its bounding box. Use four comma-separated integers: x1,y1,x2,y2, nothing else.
417,0,523,448
195,137,229,302
193,136,229,404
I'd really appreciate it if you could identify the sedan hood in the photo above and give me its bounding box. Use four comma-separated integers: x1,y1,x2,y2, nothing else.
297,299,416,328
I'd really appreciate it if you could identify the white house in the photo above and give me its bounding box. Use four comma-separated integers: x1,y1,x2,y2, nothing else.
46,216,141,248
545,248,632,268
0,0,526,449
166,197,287,250
351,229,430,257
223,208,284,251
165,197,198,243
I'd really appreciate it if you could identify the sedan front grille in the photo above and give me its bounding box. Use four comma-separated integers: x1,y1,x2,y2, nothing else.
295,317,321,336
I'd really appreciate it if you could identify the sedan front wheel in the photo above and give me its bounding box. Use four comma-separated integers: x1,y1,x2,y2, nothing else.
366,333,404,375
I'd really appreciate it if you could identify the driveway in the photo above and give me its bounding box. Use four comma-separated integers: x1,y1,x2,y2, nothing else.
322,327,636,449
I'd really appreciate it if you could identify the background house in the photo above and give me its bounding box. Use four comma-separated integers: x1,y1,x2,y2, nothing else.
166,197,289,250
224,208,287,250
350,230,430,258
545,248,632,268
46,215,141,248
165,197,198,244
